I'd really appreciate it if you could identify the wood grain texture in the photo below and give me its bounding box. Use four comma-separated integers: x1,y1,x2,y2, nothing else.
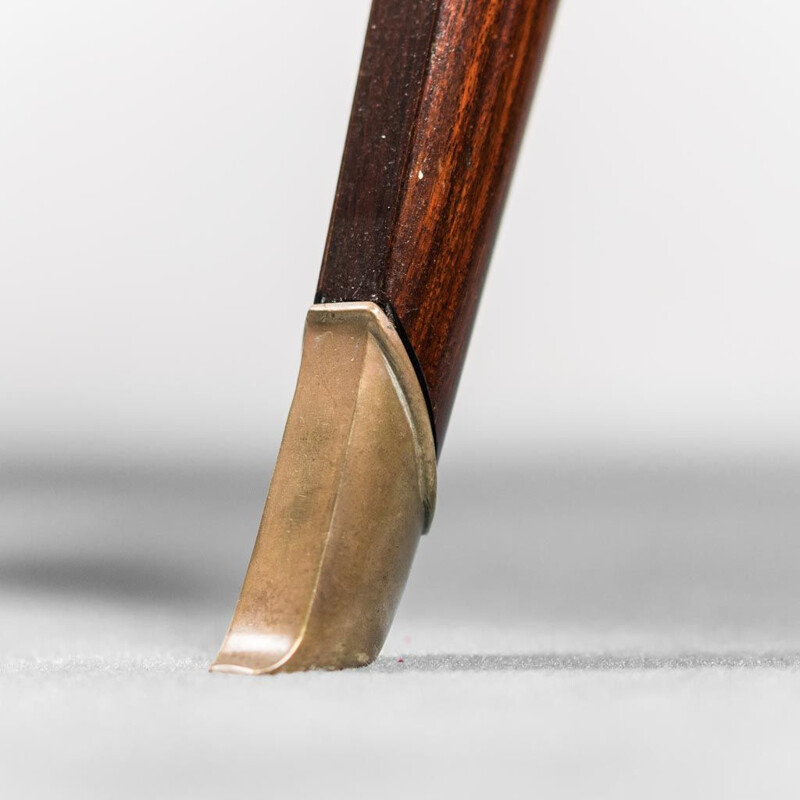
317,0,559,448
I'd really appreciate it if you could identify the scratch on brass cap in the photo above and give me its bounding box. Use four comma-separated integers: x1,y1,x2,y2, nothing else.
211,302,437,674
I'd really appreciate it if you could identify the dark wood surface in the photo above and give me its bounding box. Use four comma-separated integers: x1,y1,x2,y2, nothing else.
316,0,559,449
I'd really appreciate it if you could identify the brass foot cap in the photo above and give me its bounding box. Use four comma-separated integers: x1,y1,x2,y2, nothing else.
211,302,436,675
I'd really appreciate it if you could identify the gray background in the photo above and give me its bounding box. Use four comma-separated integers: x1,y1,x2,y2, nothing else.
2,1,800,797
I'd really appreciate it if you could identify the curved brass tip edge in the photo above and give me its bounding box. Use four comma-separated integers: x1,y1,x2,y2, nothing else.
211,302,437,675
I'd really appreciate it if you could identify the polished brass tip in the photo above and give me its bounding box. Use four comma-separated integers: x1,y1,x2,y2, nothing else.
211,302,436,675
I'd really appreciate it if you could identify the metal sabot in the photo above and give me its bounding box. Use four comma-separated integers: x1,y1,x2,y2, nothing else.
211,302,437,674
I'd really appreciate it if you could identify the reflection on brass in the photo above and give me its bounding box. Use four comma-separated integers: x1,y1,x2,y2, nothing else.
211,302,437,674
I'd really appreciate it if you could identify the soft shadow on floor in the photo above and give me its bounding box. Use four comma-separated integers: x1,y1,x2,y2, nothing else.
5,457,800,629
0,556,212,607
